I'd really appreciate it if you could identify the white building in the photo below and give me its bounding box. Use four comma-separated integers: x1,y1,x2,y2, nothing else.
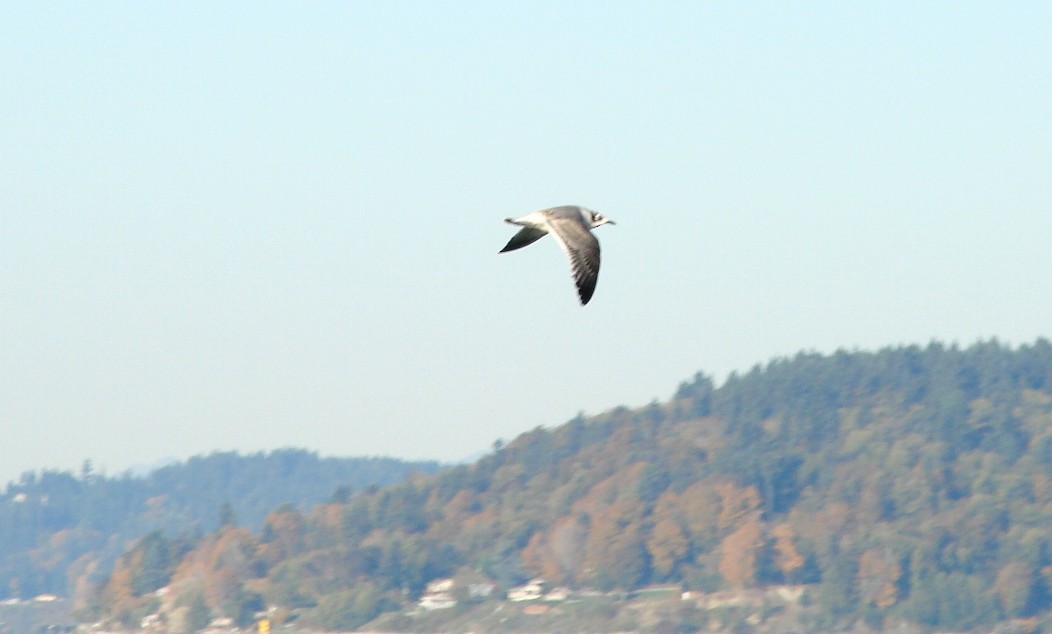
508,579,545,602
425,578,454,594
418,592,456,610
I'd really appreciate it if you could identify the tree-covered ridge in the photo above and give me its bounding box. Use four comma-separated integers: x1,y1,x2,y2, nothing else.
0,449,443,601
88,340,1052,631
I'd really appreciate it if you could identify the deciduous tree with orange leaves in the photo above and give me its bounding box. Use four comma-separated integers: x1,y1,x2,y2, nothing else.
770,523,804,581
857,548,901,608
718,517,763,588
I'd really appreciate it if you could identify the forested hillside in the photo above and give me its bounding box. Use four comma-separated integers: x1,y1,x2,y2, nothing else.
85,340,1052,631
0,450,442,601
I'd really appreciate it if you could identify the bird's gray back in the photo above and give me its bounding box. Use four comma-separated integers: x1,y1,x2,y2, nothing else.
543,205,590,228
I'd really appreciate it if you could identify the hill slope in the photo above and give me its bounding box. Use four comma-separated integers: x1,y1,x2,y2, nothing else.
88,340,1052,631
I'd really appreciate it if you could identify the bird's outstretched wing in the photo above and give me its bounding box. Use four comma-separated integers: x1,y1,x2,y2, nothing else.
499,226,548,253
544,213,601,305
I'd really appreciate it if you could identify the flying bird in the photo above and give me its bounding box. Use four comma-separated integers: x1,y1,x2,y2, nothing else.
499,205,616,305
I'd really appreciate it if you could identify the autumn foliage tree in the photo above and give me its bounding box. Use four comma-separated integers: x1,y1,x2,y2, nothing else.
647,517,690,581
718,517,763,588
770,523,804,582
857,548,902,608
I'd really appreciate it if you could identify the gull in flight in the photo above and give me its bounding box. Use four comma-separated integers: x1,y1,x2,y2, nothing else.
499,205,616,305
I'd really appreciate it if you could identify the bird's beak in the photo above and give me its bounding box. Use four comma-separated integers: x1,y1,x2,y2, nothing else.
608,220,617,225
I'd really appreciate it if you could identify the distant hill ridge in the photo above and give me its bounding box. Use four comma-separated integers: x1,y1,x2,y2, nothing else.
0,449,443,600
80,339,1052,632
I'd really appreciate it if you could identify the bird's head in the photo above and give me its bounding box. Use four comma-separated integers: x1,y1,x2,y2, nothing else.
589,210,616,228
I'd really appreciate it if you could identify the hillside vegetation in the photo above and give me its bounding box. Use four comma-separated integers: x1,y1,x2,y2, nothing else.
83,341,1052,631
0,450,442,602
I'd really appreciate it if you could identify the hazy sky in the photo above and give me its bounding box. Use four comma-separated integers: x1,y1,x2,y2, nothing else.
3,2,1051,485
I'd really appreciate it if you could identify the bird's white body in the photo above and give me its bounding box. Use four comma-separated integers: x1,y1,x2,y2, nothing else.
499,205,615,305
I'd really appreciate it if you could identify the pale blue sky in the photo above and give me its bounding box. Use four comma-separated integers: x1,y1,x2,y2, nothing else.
3,2,1051,485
